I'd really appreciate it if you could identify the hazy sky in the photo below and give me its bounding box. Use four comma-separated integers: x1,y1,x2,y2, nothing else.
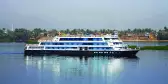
0,0,168,30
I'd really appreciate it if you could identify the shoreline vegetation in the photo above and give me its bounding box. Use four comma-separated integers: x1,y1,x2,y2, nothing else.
128,45,168,50
0,27,168,42
0,40,167,50
123,40,168,42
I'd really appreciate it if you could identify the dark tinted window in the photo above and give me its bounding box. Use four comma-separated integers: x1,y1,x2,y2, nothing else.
104,38,110,40
41,42,45,45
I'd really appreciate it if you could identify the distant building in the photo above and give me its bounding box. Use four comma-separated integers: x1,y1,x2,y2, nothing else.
127,33,133,37
145,33,149,37
149,32,157,40
138,36,149,40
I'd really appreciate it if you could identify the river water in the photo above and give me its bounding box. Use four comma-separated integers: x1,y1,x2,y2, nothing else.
0,43,168,84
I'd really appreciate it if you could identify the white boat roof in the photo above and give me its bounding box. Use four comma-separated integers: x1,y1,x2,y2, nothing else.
53,34,118,38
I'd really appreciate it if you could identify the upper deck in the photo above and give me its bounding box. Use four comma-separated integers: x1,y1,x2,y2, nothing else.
50,34,119,42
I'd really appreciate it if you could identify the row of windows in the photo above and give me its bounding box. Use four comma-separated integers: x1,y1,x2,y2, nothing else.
89,47,112,49
41,42,108,45
29,47,43,49
59,38,102,41
113,42,122,44
45,47,77,49
104,38,118,40
45,47,112,50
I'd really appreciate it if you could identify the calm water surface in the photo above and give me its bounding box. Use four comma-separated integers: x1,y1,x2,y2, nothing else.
0,43,168,84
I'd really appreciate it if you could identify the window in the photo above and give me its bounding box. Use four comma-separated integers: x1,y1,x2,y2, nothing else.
60,38,75,41
46,47,50,49
60,38,67,41
82,43,87,45
73,43,77,45
98,38,103,41
79,38,84,41
88,38,93,41
104,38,110,40
113,42,122,45
76,43,79,45
93,47,96,50
60,38,89,41
60,43,64,45
84,38,88,41
89,38,102,41
93,43,96,45
60,38,63,41
53,43,57,45
88,43,93,45
101,43,105,45
65,43,69,45
93,38,97,41
41,42,45,45
77,43,81,45
96,38,102,41
41,42,66,45
47,42,51,45
72,47,77,49
69,38,73,41
82,43,93,45
89,47,93,49
112,38,118,40
74,38,79,40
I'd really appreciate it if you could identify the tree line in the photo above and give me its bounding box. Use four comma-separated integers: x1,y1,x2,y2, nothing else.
0,27,168,42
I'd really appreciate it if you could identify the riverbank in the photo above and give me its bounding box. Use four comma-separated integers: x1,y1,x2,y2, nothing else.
141,46,168,50
128,45,168,50
122,40,168,42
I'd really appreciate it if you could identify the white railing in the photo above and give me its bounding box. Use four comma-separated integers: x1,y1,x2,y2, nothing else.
25,44,39,46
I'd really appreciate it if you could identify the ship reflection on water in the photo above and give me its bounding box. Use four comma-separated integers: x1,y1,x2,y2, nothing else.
25,56,139,83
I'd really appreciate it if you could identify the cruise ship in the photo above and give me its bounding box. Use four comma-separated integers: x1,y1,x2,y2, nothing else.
24,31,139,57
